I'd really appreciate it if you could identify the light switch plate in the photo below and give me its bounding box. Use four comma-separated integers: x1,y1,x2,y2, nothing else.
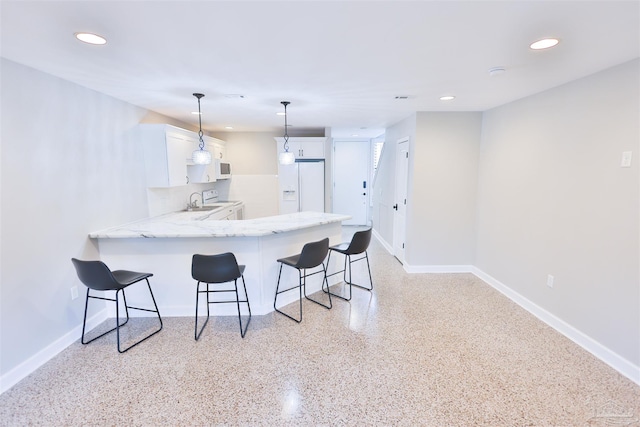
621,151,632,168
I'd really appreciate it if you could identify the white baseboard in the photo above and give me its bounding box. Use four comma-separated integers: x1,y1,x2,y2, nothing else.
0,309,108,394
372,229,393,253
471,267,640,386
4,260,638,395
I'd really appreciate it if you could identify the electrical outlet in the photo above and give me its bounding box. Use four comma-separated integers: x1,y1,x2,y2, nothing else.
70,286,79,300
621,151,632,168
547,275,554,288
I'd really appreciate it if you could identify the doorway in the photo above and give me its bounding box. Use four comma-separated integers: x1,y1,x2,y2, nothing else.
392,137,409,263
333,140,370,225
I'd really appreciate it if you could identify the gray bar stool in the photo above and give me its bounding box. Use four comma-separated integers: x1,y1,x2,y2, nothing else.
324,227,373,301
273,237,332,323
192,252,251,339
71,258,163,353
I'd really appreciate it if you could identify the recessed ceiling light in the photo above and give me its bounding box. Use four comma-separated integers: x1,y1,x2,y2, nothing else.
225,126,234,130
276,112,286,116
530,38,559,50
74,32,106,45
351,134,359,137
191,111,201,115
440,96,455,101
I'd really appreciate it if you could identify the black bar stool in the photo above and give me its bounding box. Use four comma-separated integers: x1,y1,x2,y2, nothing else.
324,227,373,301
273,237,332,323
71,258,163,353
192,252,251,339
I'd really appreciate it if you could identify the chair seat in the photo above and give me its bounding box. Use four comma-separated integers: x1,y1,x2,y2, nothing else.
329,242,351,254
111,270,153,287
276,254,301,268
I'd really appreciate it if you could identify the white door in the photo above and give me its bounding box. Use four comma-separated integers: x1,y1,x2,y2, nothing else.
299,161,325,212
333,140,369,225
393,138,409,263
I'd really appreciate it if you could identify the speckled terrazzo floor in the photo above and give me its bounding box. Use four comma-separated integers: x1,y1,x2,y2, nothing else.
1,228,639,426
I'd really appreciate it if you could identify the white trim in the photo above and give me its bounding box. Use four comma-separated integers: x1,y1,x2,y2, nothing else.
0,309,108,394
372,228,393,254
403,264,474,274
471,267,640,386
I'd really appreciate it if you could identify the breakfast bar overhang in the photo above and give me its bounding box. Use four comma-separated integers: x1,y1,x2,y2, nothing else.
89,211,351,316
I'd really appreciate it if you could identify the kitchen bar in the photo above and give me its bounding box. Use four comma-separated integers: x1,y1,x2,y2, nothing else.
89,211,350,316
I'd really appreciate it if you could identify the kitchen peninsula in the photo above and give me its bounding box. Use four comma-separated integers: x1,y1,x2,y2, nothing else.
89,211,350,316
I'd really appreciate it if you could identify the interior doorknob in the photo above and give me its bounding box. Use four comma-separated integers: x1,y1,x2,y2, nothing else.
393,204,398,210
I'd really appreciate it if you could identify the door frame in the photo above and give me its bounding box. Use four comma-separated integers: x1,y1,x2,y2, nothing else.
393,137,409,263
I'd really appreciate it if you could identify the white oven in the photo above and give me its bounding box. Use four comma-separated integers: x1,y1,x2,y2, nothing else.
215,159,231,179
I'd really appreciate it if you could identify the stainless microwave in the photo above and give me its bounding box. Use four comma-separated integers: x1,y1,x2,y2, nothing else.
215,159,231,179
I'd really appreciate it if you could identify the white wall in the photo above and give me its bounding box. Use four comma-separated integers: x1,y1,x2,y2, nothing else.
211,131,279,219
407,112,481,267
0,59,195,388
476,59,639,367
372,112,481,267
0,59,145,377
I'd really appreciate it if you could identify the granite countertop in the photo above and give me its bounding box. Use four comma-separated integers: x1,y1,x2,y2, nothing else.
89,211,351,238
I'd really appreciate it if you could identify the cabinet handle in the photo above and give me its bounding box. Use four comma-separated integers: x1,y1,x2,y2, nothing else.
207,174,210,182
186,176,189,184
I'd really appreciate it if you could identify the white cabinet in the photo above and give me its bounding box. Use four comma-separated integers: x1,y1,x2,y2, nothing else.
275,137,326,160
212,140,227,160
141,124,228,187
140,124,194,187
211,203,244,220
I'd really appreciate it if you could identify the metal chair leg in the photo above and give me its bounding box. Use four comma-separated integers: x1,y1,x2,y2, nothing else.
117,279,163,353
324,252,353,301
235,276,252,338
195,281,211,340
81,288,129,345
274,263,303,323
348,252,374,291
325,250,373,301
303,263,332,309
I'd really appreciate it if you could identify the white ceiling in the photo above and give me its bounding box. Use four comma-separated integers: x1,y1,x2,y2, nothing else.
1,1,638,138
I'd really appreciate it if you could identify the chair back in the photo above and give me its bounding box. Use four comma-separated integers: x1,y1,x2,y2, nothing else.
296,238,329,269
192,252,242,283
71,258,120,291
345,228,372,255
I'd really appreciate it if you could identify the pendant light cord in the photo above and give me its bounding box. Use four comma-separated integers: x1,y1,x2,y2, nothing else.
194,93,205,150
281,101,290,152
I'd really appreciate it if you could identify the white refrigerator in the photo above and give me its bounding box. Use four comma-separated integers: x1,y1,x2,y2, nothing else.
278,160,325,214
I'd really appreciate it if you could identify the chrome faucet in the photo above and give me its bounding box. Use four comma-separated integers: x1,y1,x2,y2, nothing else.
188,192,201,210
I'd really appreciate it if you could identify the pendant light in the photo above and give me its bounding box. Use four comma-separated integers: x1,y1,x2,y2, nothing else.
278,101,295,165
192,93,212,165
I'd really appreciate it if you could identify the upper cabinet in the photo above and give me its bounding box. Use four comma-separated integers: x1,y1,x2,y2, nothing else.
139,124,226,187
140,124,194,187
212,140,227,160
275,137,326,159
